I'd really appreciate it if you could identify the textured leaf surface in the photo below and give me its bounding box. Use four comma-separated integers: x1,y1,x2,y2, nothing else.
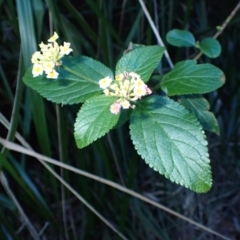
179,95,220,134
199,38,221,58
166,29,196,47
161,60,225,96
115,46,165,82
23,56,113,104
74,95,119,148
130,95,212,192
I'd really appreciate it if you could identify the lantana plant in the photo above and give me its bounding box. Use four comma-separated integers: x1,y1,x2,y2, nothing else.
24,31,225,193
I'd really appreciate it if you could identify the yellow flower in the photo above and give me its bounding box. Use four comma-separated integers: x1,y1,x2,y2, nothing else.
123,80,130,89
31,51,41,64
120,99,131,109
129,72,140,79
120,89,127,97
60,42,73,55
109,83,119,91
133,86,147,97
46,69,59,79
115,73,124,81
43,62,55,73
135,79,145,87
32,63,43,77
48,32,59,42
99,76,112,89
103,89,110,96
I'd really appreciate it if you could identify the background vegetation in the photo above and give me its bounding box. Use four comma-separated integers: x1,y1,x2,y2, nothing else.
0,0,240,239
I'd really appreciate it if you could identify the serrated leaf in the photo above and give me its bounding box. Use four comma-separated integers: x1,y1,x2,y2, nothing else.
161,60,225,96
23,56,113,104
198,38,221,58
179,95,220,134
115,46,165,82
130,95,212,193
74,95,119,148
166,29,196,47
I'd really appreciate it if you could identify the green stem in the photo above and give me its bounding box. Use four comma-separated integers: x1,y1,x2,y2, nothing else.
61,65,99,85
194,2,240,61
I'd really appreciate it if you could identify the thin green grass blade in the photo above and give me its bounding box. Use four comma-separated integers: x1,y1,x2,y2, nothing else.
16,0,58,213
124,10,143,46
10,157,51,210
167,0,174,31
1,53,24,159
0,63,13,102
0,209,18,240
61,0,100,48
60,17,95,56
0,154,55,221
0,193,15,210
16,0,51,156
85,0,123,47
31,0,45,39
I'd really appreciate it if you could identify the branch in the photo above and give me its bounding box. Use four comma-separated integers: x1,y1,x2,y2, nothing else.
195,2,240,60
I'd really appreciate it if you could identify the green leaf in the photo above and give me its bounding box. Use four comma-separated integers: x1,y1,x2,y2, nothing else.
198,38,221,58
23,56,113,104
74,95,119,148
179,95,220,134
161,60,225,96
115,46,165,82
166,29,196,47
130,95,212,193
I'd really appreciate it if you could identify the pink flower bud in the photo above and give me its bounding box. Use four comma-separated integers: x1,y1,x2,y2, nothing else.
145,86,152,95
110,102,121,114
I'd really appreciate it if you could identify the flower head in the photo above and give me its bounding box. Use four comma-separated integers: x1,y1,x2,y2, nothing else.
31,32,73,79
99,71,152,114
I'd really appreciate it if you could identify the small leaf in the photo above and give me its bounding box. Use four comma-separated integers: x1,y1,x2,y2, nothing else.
74,95,119,148
179,95,220,134
23,56,113,104
166,29,196,47
130,95,212,193
161,60,225,96
115,45,165,82
198,38,221,58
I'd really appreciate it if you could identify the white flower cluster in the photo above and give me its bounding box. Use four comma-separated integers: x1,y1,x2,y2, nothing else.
31,32,73,79
99,72,152,114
